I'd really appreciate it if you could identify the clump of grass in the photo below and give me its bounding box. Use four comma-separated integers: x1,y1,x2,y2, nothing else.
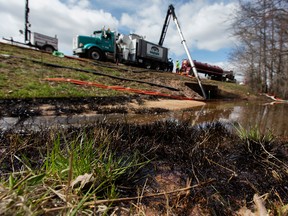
0,128,149,215
236,124,274,144
235,124,275,155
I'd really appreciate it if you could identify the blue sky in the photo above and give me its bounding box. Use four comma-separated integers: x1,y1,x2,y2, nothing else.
0,0,240,74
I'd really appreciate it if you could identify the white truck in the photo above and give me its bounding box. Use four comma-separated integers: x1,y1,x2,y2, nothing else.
30,32,58,52
3,0,58,53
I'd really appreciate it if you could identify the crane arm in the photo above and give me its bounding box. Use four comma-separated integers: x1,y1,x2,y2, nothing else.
159,4,207,99
158,5,175,46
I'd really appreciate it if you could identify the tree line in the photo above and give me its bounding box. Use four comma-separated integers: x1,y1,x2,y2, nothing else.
230,0,288,98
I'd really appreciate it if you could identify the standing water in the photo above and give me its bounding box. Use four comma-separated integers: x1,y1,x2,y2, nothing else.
1,100,287,137
172,100,288,137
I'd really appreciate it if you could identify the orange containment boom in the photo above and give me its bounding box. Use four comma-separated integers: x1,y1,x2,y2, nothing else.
44,78,200,101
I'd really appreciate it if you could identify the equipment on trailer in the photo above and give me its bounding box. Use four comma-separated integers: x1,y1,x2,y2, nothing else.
159,4,207,98
2,0,58,52
73,29,172,71
181,59,235,82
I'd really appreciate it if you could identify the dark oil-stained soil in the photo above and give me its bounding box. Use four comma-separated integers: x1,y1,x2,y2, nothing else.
0,95,206,119
0,121,287,215
0,95,162,118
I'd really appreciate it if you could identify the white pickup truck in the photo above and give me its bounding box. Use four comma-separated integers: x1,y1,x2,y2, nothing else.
31,32,58,52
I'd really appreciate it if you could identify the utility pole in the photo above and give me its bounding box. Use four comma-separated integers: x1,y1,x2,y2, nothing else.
24,0,31,43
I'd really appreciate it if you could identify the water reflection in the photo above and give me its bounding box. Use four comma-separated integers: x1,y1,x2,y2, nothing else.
176,101,288,137
1,101,287,137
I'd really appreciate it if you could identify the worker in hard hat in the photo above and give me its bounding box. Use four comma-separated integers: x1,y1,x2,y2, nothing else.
175,60,180,74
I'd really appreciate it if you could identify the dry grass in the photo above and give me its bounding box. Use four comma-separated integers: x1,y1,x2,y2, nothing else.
0,121,287,215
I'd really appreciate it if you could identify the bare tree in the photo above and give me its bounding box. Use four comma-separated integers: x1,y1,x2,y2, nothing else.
230,0,288,98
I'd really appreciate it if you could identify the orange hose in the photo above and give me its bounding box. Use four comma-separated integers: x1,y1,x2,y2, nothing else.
44,78,198,101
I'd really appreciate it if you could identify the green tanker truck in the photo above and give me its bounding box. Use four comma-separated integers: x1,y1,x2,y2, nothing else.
73,29,173,71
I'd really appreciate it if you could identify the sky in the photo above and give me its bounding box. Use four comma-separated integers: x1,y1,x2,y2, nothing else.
0,0,241,75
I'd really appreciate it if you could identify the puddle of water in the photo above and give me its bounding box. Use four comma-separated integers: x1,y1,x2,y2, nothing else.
174,100,288,137
0,115,106,131
1,100,287,137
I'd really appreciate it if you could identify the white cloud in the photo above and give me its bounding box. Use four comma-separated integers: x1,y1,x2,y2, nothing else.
118,0,239,58
70,0,91,8
0,0,239,63
187,2,238,51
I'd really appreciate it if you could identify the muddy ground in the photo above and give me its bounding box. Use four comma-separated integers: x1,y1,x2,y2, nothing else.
0,95,206,119
0,121,287,215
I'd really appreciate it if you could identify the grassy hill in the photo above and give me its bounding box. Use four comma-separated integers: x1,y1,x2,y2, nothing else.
0,42,251,100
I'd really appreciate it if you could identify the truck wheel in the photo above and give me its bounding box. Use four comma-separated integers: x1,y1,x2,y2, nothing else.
42,45,55,53
88,48,103,60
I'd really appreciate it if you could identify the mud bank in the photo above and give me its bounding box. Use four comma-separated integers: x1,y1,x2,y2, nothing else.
0,96,205,118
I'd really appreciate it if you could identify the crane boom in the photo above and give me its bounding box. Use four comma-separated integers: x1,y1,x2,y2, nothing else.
159,5,207,99
158,5,174,46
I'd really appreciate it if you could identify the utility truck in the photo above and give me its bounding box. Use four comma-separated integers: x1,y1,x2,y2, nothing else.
3,0,58,52
73,29,172,71
23,0,58,52
27,32,58,52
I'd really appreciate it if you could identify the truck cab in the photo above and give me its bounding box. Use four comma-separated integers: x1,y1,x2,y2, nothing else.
73,30,115,60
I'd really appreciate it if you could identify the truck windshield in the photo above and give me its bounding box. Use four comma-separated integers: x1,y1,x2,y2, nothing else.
93,32,102,38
